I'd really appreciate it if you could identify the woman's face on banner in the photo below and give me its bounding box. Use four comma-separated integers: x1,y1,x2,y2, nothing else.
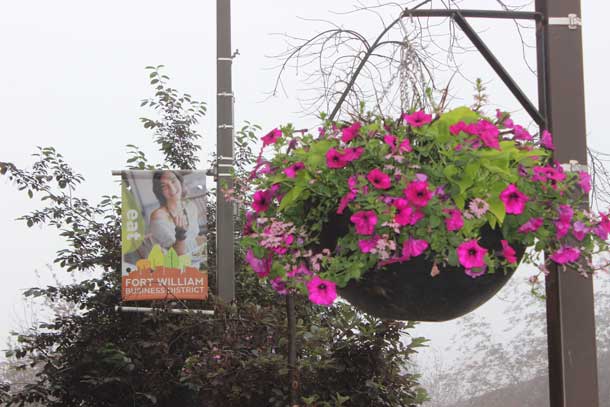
160,172,182,202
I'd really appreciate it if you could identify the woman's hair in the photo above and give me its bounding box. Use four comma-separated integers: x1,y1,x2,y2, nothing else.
152,170,185,206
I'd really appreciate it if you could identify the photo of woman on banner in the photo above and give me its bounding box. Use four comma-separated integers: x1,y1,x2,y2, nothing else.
149,170,207,263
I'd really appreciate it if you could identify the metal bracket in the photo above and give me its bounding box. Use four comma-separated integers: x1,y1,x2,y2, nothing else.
548,14,582,30
560,160,588,173
218,124,234,129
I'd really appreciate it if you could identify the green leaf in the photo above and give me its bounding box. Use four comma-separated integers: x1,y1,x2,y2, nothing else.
279,185,304,211
488,197,506,225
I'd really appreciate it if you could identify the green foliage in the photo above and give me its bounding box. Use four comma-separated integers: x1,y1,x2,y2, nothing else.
0,68,427,406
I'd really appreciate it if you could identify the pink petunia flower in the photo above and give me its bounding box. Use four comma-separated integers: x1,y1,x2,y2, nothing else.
326,148,348,169
350,210,378,235
245,249,271,278
341,122,362,143
252,189,273,213
404,180,433,207
306,276,337,306
501,240,518,264
541,130,555,150
384,134,397,149
572,221,589,241
518,217,544,233
358,235,380,254
392,198,413,226
399,138,413,153
475,120,500,150
402,238,429,259
367,168,392,190
261,128,282,146
449,121,468,135
343,147,364,162
499,184,529,215
283,162,305,178
457,240,487,269
404,110,433,127
549,246,581,264
337,191,356,215
443,208,464,231
557,204,574,222
270,277,288,295
578,171,591,194
513,125,533,142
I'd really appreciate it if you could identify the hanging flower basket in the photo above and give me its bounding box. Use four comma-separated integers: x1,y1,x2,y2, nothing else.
242,106,609,321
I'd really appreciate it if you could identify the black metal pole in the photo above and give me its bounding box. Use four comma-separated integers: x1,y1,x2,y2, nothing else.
216,0,235,301
535,1,599,406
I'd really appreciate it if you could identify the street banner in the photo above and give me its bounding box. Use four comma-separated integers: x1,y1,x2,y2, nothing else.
121,170,208,301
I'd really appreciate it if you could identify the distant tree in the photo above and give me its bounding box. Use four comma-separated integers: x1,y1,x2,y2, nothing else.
0,67,428,407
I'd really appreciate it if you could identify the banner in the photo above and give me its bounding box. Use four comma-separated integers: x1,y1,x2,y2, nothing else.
121,170,208,301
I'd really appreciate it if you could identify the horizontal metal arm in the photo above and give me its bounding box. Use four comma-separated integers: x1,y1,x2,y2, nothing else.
406,9,542,21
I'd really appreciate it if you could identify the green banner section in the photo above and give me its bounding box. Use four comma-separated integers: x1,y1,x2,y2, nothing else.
121,181,145,255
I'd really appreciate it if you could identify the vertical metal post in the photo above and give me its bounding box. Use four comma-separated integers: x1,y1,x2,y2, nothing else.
216,0,235,301
536,1,599,406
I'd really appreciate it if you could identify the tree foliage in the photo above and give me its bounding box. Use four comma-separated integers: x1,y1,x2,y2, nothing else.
0,68,427,406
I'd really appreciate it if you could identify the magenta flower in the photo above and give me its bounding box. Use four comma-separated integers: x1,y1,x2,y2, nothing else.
326,148,348,169
307,276,337,306
287,263,310,278
475,120,500,150
541,130,555,150
513,125,533,142
261,128,282,146
457,240,487,269
399,138,413,153
404,180,432,207
252,189,272,213
393,198,414,226
283,162,305,178
245,249,271,278
554,220,571,239
384,134,397,149
270,277,288,295
449,121,467,135
343,147,364,162
404,110,433,127
341,122,361,143
557,204,574,222
501,240,518,264
358,235,380,253
443,208,464,231
337,191,356,215
408,209,425,225
572,221,589,241
499,184,529,215
465,267,487,279
402,238,429,259
350,210,378,235
549,246,581,265
367,168,392,190
578,171,591,193
518,217,544,233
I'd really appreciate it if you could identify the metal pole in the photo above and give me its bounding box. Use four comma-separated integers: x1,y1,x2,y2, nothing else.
535,1,599,406
216,0,235,301
287,294,299,406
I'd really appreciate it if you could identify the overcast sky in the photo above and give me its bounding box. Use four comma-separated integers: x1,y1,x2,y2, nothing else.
0,0,608,388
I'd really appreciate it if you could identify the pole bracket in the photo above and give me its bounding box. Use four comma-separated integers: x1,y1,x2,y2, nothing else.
548,14,582,30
